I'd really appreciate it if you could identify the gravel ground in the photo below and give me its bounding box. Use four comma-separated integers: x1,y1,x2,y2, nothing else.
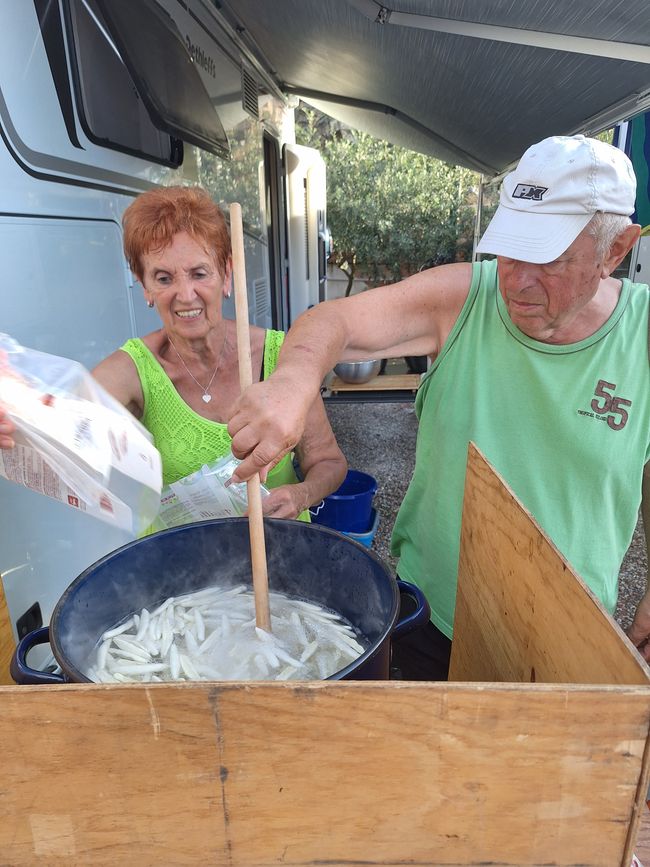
325,399,647,632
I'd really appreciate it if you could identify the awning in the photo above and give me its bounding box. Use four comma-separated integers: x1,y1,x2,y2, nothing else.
218,0,650,176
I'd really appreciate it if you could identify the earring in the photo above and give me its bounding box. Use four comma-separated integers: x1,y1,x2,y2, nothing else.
147,300,154,308
226,289,232,298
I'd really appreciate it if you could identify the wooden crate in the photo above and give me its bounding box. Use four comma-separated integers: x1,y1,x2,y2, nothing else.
0,444,648,866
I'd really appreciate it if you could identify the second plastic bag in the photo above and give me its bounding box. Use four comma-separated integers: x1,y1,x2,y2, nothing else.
150,452,269,533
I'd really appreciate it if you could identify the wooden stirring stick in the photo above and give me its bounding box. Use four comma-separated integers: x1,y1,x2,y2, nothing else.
229,203,272,632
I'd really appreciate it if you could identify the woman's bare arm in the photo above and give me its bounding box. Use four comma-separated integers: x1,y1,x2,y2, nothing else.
92,350,144,419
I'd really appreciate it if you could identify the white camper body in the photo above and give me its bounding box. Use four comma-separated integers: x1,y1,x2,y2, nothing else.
0,0,326,655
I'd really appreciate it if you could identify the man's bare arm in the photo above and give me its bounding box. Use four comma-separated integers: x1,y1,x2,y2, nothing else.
228,263,473,480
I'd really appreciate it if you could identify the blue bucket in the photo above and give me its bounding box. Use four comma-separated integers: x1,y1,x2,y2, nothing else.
342,508,380,548
311,469,378,533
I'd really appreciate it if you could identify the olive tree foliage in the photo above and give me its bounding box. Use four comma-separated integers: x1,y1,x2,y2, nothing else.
296,106,479,294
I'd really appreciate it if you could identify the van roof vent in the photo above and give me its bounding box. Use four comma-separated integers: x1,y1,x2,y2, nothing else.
241,67,259,119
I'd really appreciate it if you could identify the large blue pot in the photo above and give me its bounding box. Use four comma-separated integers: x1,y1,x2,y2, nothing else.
11,518,429,684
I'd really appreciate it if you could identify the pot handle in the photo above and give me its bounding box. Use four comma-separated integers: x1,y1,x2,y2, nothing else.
392,580,431,639
10,626,66,685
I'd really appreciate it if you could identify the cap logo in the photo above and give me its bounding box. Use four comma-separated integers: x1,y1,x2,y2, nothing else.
512,183,548,201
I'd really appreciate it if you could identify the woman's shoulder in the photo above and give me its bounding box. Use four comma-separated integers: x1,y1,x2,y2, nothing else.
139,329,167,357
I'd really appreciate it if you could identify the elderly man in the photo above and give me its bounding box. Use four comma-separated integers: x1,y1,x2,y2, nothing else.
241,135,648,678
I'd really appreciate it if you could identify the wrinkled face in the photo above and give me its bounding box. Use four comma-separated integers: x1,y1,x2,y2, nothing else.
497,229,604,343
141,231,231,338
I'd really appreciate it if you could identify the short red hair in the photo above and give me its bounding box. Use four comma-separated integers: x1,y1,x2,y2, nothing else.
122,186,231,280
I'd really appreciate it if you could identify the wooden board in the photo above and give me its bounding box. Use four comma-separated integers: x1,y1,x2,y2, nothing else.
450,443,650,688
329,372,420,392
636,807,650,862
0,680,649,866
450,443,650,867
0,572,15,685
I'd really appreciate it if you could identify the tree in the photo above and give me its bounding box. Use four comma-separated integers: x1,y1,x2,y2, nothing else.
296,106,478,294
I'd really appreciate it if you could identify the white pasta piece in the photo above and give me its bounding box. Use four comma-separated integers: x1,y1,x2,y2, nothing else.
194,609,205,642
293,600,338,616
316,653,330,679
273,646,302,668
150,597,174,618
96,640,111,669
221,613,231,639
276,665,298,681
148,616,162,642
193,662,221,680
101,617,135,641
198,629,221,656
111,648,153,665
142,637,161,657
160,629,174,659
290,612,308,645
255,626,273,642
257,643,280,668
169,643,180,680
335,632,365,654
254,654,269,677
112,672,131,682
111,662,167,675
184,629,200,657
112,637,150,660
299,640,319,664
179,653,200,680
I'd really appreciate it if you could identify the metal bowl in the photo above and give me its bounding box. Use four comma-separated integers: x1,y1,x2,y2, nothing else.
334,359,382,384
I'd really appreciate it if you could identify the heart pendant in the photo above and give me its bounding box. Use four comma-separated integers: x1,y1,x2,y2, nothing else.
202,393,212,403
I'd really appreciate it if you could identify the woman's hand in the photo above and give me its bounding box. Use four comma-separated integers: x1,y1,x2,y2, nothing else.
261,483,308,520
0,406,15,449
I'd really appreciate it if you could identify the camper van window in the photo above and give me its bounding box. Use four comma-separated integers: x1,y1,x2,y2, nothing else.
63,0,182,166
71,0,230,160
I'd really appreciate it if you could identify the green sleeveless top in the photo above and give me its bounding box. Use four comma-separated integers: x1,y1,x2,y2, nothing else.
121,329,309,521
392,259,650,637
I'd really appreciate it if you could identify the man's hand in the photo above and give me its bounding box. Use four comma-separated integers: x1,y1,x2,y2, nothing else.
0,406,15,449
227,374,314,483
627,589,650,662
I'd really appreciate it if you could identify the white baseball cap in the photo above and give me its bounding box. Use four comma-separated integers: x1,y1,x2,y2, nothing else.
476,134,637,263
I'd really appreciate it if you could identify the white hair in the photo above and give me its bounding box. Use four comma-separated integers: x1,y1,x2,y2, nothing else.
586,212,632,259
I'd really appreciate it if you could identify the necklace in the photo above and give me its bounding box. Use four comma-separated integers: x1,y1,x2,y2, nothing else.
167,332,226,403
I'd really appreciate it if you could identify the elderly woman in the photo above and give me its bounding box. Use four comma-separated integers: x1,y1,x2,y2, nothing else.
0,186,347,520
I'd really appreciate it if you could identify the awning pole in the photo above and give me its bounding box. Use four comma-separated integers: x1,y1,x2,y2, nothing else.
472,175,485,261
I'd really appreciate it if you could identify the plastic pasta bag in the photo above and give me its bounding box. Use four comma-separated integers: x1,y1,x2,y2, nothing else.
0,333,162,534
151,452,269,532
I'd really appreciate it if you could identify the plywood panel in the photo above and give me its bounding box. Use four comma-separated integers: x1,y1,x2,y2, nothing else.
450,443,650,687
0,681,648,866
0,573,15,684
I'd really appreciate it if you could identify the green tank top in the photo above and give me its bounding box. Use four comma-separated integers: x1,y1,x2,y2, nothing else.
121,329,309,521
391,258,650,637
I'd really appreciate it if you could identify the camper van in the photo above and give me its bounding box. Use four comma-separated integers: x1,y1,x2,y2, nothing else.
0,0,327,654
